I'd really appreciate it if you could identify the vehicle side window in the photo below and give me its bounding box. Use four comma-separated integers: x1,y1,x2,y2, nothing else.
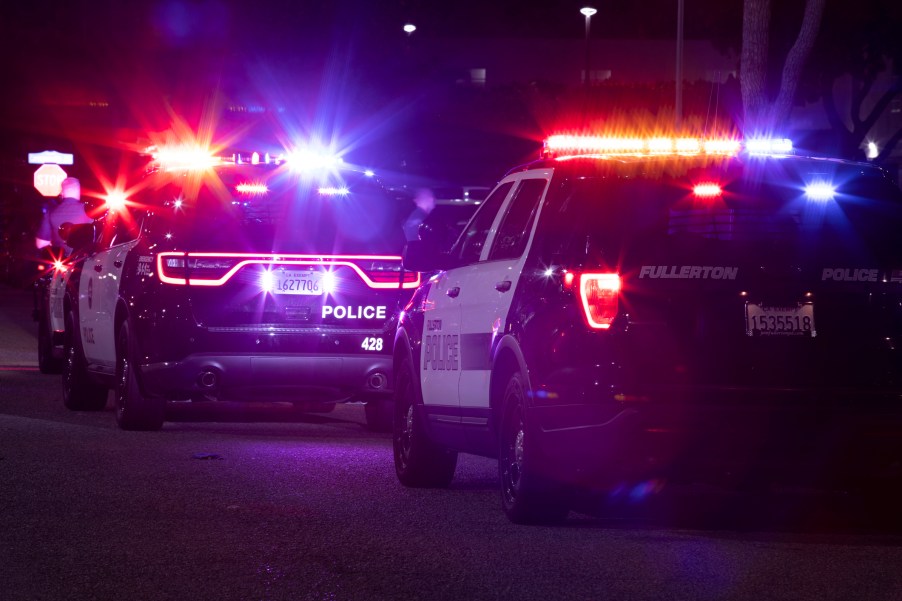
451,182,513,265
487,179,547,262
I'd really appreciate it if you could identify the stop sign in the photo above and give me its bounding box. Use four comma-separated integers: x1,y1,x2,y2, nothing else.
34,163,68,197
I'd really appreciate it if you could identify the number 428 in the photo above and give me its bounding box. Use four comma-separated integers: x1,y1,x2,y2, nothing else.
361,337,384,351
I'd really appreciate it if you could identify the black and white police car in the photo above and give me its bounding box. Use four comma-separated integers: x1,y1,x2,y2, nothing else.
60,145,418,430
33,253,72,374
392,133,902,523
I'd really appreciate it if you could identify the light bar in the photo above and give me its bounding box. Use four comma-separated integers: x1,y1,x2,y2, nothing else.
318,187,350,196
235,183,269,195
152,145,219,171
542,134,790,159
745,138,793,154
286,149,343,172
544,135,743,158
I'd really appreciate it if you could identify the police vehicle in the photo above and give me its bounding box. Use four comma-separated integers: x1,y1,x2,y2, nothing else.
393,134,902,523
60,145,418,431
33,253,72,373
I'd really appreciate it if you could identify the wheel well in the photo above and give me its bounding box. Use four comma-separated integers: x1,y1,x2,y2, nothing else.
490,348,520,438
114,301,129,352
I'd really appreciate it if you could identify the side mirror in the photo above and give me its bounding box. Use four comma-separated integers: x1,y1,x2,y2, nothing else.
403,240,453,273
61,222,95,252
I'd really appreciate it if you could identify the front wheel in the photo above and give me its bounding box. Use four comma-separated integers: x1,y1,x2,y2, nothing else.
499,371,569,524
115,321,165,431
62,312,107,411
393,355,457,487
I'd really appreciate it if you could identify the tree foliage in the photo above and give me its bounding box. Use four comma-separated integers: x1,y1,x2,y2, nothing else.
800,0,902,162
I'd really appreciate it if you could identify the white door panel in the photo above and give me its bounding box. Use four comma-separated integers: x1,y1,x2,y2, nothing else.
81,241,134,367
419,271,462,407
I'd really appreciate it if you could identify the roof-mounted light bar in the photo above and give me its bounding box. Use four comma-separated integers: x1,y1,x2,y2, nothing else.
150,145,343,172
152,145,221,171
744,138,793,155
542,135,790,159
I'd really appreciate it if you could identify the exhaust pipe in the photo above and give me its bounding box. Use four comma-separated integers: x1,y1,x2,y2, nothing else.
197,369,219,390
366,372,388,391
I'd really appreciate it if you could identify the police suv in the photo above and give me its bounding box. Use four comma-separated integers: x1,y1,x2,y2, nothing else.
393,134,902,523
60,146,418,430
34,255,71,374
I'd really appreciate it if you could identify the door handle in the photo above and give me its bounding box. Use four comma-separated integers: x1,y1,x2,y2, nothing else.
114,260,123,268
447,287,460,298
93,264,102,272
495,280,512,292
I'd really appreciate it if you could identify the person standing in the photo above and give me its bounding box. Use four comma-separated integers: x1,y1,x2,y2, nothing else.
35,177,92,253
402,187,436,242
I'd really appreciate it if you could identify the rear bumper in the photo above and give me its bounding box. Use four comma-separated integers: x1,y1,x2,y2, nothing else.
529,387,902,490
140,353,393,403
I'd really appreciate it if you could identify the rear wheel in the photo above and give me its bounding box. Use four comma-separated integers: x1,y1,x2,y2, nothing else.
393,356,457,487
499,371,569,524
38,315,62,374
115,321,165,431
62,312,107,411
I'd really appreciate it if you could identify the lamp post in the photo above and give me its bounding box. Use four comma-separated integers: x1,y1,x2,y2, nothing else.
580,7,597,88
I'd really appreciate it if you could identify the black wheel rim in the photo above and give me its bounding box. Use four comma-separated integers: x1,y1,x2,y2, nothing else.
501,395,525,506
115,330,129,419
63,344,75,398
394,372,414,470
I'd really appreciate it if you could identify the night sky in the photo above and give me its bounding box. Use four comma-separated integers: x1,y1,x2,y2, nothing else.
0,0,896,184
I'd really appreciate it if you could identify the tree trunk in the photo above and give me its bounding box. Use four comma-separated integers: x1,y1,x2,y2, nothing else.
740,0,825,136
740,0,770,132
769,0,825,129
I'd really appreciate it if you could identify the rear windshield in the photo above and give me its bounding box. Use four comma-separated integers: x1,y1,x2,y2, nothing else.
539,157,902,267
141,166,408,254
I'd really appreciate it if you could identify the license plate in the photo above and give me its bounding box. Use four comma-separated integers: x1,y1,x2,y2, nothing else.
272,271,324,295
745,303,815,337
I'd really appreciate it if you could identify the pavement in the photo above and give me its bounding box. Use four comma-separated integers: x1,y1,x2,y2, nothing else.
0,283,39,368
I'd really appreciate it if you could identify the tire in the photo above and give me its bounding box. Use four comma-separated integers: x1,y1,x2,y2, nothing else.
114,321,165,431
62,312,107,411
38,315,63,374
393,355,457,487
499,371,569,524
364,399,394,432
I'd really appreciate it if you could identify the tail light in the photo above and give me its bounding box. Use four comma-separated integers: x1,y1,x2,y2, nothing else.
157,253,241,285
574,272,621,329
362,260,421,289
157,252,420,289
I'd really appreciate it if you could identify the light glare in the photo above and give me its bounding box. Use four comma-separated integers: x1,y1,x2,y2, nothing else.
105,191,128,212
805,182,836,201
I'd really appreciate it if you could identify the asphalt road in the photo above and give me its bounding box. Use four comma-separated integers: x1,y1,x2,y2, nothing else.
3,283,902,601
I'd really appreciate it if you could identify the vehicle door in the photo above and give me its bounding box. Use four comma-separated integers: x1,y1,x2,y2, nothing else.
79,213,141,369
419,182,514,416
456,172,550,411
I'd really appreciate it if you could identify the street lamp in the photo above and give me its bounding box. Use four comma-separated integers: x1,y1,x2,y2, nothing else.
580,7,597,88
403,23,416,35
